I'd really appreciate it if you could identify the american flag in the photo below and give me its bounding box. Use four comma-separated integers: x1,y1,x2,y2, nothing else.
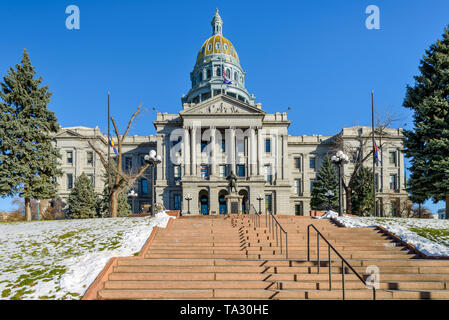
222,65,232,85
374,141,381,164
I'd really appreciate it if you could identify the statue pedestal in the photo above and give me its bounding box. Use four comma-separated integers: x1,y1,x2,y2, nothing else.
225,193,244,214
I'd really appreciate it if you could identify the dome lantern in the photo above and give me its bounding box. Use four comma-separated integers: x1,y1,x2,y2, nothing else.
211,8,223,35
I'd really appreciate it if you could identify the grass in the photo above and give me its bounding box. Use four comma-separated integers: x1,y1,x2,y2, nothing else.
409,226,449,248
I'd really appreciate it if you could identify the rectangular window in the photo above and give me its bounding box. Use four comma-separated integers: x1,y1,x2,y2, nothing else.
87,174,94,186
173,194,181,210
389,151,397,166
309,156,316,169
67,151,73,164
294,179,302,195
236,164,245,177
201,141,208,152
173,165,181,182
265,138,271,153
201,164,209,180
125,157,132,170
265,194,273,214
219,164,227,178
237,140,245,153
310,179,315,192
294,157,301,170
141,179,148,195
389,174,397,191
67,173,73,190
87,151,93,166
264,165,272,184
295,203,303,216
221,139,226,153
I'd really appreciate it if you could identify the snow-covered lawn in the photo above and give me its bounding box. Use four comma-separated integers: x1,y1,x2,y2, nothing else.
0,212,175,300
317,211,449,257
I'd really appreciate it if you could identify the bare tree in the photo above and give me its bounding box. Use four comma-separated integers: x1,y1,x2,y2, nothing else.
332,111,401,214
88,104,151,217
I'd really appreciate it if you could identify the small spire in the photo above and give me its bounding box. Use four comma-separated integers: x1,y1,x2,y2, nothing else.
211,8,223,35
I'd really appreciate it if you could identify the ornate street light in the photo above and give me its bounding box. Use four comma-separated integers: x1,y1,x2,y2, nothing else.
324,190,334,211
144,150,162,216
185,193,192,215
331,150,349,217
256,194,264,215
128,189,138,214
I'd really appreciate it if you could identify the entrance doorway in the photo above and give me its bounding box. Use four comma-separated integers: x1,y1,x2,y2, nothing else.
199,190,209,215
218,189,228,214
238,189,249,214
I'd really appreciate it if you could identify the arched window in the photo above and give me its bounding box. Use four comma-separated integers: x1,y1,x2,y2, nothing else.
216,67,221,77
226,68,230,78
207,69,211,79
234,71,238,80
198,72,203,82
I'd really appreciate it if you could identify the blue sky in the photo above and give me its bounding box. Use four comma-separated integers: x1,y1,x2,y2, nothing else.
0,0,448,213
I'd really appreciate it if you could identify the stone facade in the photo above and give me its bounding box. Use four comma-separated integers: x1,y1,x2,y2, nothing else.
52,10,408,216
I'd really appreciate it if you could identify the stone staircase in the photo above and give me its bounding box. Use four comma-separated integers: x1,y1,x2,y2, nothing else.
91,214,449,300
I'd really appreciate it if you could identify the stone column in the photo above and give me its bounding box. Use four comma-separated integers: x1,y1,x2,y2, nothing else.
249,127,256,176
257,127,262,176
210,126,216,176
183,127,190,176
191,126,197,176
230,126,236,174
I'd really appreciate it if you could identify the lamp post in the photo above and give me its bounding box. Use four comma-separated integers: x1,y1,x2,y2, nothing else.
256,194,263,215
331,151,349,217
144,150,162,216
324,190,334,211
128,189,138,214
36,199,41,220
185,193,192,215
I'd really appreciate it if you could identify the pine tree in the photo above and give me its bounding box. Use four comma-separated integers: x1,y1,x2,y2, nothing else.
0,50,62,221
67,173,98,219
310,154,339,210
351,166,374,216
403,25,449,219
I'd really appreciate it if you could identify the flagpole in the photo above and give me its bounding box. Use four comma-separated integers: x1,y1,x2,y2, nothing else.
107,91,111,218
371,90,376,217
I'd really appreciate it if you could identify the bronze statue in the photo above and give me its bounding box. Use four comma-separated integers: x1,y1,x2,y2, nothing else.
226,170,238,193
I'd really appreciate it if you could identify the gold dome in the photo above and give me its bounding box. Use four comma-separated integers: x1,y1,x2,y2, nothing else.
196,34,239,64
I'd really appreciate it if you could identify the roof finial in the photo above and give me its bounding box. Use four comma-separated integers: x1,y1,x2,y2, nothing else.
211,8,223,35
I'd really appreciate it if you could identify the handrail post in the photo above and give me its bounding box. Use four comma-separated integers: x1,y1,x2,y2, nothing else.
280,229,283,254
342,260,345,300
328,246,332,291
286,232,288,259
276,223,279,247
307,225,310,261
317,233,320,274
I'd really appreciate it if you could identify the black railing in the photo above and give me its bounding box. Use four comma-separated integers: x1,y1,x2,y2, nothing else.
249,209,260,228
307,224,376,300
267,213,288,259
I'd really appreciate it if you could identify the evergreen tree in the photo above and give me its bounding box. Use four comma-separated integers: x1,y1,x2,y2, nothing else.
310,154,339,210
0,50,61,221
403,25,449,219
67,173,98,219
351,166,374,216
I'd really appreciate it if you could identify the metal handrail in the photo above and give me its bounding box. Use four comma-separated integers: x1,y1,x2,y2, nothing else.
267,213,288,259
307,224,376,300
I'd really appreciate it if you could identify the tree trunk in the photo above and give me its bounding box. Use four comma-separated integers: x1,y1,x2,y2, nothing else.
446,195,449,219
25,197,31,221
110,190,118,218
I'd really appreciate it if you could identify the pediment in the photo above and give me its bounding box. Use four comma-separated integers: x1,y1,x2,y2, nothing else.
54,129,85,138
180,95,265,116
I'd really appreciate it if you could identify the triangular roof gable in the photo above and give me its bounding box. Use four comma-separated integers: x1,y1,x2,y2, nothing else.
180,94,265,116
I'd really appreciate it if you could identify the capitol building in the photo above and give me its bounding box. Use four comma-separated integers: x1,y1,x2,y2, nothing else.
54,10,408,216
